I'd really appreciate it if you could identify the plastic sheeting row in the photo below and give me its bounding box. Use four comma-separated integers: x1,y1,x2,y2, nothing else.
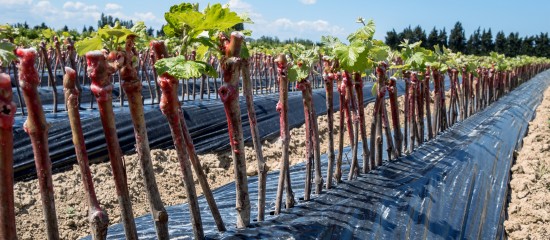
88,71,550,239
14,79,415,179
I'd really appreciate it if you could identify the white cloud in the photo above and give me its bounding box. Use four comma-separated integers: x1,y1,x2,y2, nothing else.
271,18,345,36
105,3,122,11
30,1,100,25
107,11,158,23
300,0,317,5
134,12,156,21
227,0,262,19
0,0,32,5
31,1,57,18
224,0,340,40
63,1,98,11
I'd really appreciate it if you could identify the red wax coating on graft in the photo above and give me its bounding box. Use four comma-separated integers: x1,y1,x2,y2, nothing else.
86,51,115,102
0,73,17,129
16,48,40,87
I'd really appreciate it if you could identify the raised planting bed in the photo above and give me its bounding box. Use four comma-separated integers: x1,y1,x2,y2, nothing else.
88,70,550,239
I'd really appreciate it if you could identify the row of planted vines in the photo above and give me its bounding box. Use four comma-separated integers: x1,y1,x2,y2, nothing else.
1,2,550,240
1,25,328,117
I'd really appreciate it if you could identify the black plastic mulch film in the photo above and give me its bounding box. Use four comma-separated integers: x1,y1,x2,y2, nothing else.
14,79,434,179
74,71,548,239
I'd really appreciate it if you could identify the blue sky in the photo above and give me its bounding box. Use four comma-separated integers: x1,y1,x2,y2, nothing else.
2,0,549,42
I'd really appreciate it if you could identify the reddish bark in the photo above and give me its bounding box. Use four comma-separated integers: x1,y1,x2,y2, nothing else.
0,73,17,240
439,73,448,131
65,37,82,108
402,71,410,151
322,59,336,188
218,32,250,228
414,72,424,144
86,50,137,240
38,42,58,113
158,73,204,239
274,54,295,214
63,68,109,239
432,69,441,134
461,68,470,120
120,37,169,239
387,77,402,157
297,79,323,196
335,72,346,182
242,57,267,221
475,68,482,113
150,41,218,235
381,99,397,160
354,73,371,173
151,40,225,232
423,68,433,140
408,72,418,151
371,63,387,166
17,48,60,240
298,80,313,201
342,71,358,180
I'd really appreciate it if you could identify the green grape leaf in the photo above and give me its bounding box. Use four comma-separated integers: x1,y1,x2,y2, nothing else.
201,4,245,31
370,45,389,62
241,41,250,59
169,2,198,13
408,52,425,66
131,21,148,38
241,29,253,36
75,36,103,56
41,28,55,39
334,42,367,72
348,19,375,42
320,35,342,50
195,45,210,62
0,42,16,67
165,10,204,32
190,35,216,49
98,26,134,40
155,56,218,79
165,3,245,37
162,24,177,38
288,63,310,82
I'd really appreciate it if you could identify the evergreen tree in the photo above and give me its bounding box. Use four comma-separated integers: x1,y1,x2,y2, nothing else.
385,29,400,50
156,25,165,37
147,27,155,36
539,33,549,57
494,31,507,54
97,13,133,28
427,27,439,50
520,36,535,55
480,28,493,55
506,32,522,57
534,33,550,57
33,22,48,30
466,27,481,55
399,26,415,43
449,21,466,53
413,25,428,47
438,28,448,47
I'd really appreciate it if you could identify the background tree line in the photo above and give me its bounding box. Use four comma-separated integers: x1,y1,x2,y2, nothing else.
385,21,550,58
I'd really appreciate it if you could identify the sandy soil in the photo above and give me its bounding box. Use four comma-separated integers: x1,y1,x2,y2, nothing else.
504,86,550,239
13,93,406,240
